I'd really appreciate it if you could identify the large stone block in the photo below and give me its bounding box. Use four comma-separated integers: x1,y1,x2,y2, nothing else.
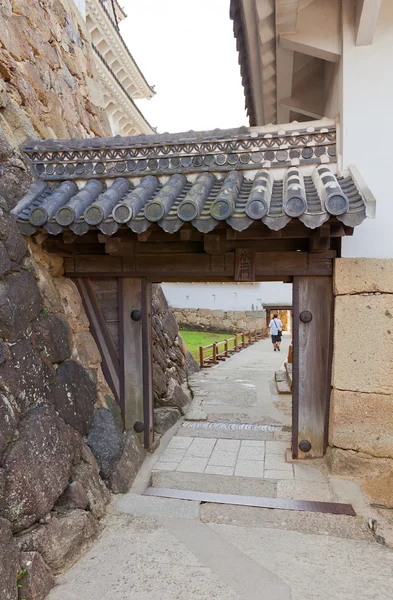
32,314,72,364
51,360,97,436
332,294,393,394
87,408,123,480
161,310,179,344
153,406,181,434
330,389,393,458
107,431,146,494
0,271,42,342
17,509,101,574
1,404,81,531
54,277,90,332
71,459,111,519
152,284,169,314
0,390,18,460
73,330,101,368
0,517,20,600
0,338,50,415
334,258,393,295
18,551,55,600
326,447,393,478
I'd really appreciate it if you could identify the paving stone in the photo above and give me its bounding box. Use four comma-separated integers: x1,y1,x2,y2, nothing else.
234,460,265,478
277,481,334,502
186,438,217,458
208,450,237,468
116,494,200,520
265,441,291,455
238,446,265,461
264,454,293,471
177,456,209,473
151,471,277,497
159,448,187,463
167,437,193,450
293,464,327,482
264,469,294,480
241,440,266,447
153,462,178,472
215,439,241,453
205,466,235,476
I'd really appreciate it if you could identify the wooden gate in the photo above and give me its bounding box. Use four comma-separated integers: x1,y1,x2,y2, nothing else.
75,277,154,450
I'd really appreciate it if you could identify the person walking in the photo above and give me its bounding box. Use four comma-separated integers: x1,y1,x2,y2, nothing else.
269,313,283,352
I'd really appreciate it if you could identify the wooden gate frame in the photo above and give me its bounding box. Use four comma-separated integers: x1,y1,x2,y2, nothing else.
72,265,334,458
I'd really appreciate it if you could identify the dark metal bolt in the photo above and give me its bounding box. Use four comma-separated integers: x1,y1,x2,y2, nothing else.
134,421,144,433
130,309,142,321
299,439,312,453
300,310,312,323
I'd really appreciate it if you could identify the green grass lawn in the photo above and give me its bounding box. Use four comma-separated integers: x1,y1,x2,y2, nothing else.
180,329,235,362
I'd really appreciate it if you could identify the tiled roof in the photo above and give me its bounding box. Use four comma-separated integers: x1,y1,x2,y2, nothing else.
13,124,369,238
12,166,366,238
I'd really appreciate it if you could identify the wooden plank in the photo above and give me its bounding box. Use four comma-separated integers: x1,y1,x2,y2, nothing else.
119,278,145,438
141,279,154,450
356,0,382,46
74,278,120,402
293,276,333,458
144,488,356,516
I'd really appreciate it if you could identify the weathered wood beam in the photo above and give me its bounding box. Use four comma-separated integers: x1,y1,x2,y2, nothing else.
63,250,334,280
275,0,299,34
119,277,153,449
355,0,382,46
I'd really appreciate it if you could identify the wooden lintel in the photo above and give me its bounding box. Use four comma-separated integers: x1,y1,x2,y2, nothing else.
204,234,226,255
64,250,334,280
34,232,48,245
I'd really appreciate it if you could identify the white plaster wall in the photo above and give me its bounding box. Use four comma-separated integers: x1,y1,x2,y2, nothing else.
162,282,292,310
340,0,393,259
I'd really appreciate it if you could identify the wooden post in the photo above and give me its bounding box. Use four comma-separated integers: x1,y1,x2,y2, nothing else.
242,332,246,348
119,277,153,450
213,342,217,364
248,329,252,345
225,339,229,358
141,278,154,450
199,346,204,367
235,334,239,352
292,276,333,459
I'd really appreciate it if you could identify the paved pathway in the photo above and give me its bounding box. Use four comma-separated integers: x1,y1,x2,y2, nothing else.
188,333,291,425
48,336,393,599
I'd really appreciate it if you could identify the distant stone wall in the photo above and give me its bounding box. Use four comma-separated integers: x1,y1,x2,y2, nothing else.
172,308,267,334
328,258,393,495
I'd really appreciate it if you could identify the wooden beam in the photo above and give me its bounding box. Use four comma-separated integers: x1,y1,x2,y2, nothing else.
64,251,334,279
119,278,145,440
292,276,333,458
280,0,341,63
275,0,299,34
75,278,120,403
141,279,154,450
355,0,381,46
280,96,324,120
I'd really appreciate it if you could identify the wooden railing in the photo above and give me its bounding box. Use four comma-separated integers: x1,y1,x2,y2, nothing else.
199,328,268,368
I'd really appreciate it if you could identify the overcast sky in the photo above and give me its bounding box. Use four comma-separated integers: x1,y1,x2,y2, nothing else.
120,0,248,133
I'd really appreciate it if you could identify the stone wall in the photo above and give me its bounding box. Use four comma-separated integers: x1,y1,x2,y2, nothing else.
0,1,197,595
328,258,393,489
172,308,267,334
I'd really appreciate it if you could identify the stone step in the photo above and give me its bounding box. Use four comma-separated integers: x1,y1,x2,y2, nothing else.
199,503,374,542
151,470,277,498
285,362,293,387
177,421,291,441
275,367,292,394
